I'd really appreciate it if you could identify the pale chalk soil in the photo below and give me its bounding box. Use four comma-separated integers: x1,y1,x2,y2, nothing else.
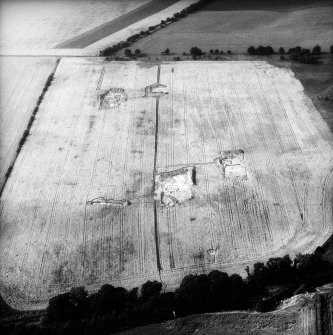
0,60,332,310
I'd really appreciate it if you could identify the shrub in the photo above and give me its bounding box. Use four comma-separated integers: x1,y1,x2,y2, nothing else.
227,50,232,54
164,48,170,54
279,47,285,54
330,45,333,54
135,49,141,55
124,49,132,57
141,281,162,301
280,55,285,60
210,49,214,54
5,166,13,178
287,46,321,63
255,45,274,55
300,48,310,55
255,297,277,312
288,46,301,54
312,45,321,55
190,46,202,56
100,47,114,57
248,46,256,55
214,49,219,54
299,54,321,64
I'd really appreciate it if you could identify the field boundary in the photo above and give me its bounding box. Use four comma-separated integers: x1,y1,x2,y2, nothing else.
153,67,162,273
0,58,61,197
54,0,181,49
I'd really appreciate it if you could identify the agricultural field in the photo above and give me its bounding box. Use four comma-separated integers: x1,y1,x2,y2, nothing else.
0,58,160,309
55,0,183,49
0,60,332,310
0,56,58,190
127,2,333,54
0,0,150,51
155,61,333,287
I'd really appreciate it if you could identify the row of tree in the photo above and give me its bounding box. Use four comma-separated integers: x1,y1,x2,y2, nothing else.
247,45,274,56
100,0,213,57
287,45,322,64
247,44,333,64
1,247,332,335
189,47,232,57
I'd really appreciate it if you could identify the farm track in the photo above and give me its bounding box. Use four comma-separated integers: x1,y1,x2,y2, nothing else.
0,61,332,309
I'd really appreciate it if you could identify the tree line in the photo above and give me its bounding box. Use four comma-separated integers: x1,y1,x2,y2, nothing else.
1,247,332,335
247,44,333,64
100,0,213,57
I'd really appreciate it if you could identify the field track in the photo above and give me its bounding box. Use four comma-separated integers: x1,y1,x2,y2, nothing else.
0,60,332,309
54,0,181,49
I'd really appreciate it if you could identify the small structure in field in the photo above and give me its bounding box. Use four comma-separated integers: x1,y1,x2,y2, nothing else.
144,83,168,97
154,167,195,206
215,149,248,180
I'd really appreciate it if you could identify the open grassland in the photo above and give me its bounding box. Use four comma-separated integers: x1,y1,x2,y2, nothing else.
0,56,57,190
0,0,150,51
0,60,332,310
127,5,333,54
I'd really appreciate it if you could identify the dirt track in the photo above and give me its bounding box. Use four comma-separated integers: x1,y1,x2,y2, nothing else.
54,0,180,49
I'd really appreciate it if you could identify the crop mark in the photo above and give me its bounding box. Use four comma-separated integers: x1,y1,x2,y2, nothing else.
96,66,105,91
